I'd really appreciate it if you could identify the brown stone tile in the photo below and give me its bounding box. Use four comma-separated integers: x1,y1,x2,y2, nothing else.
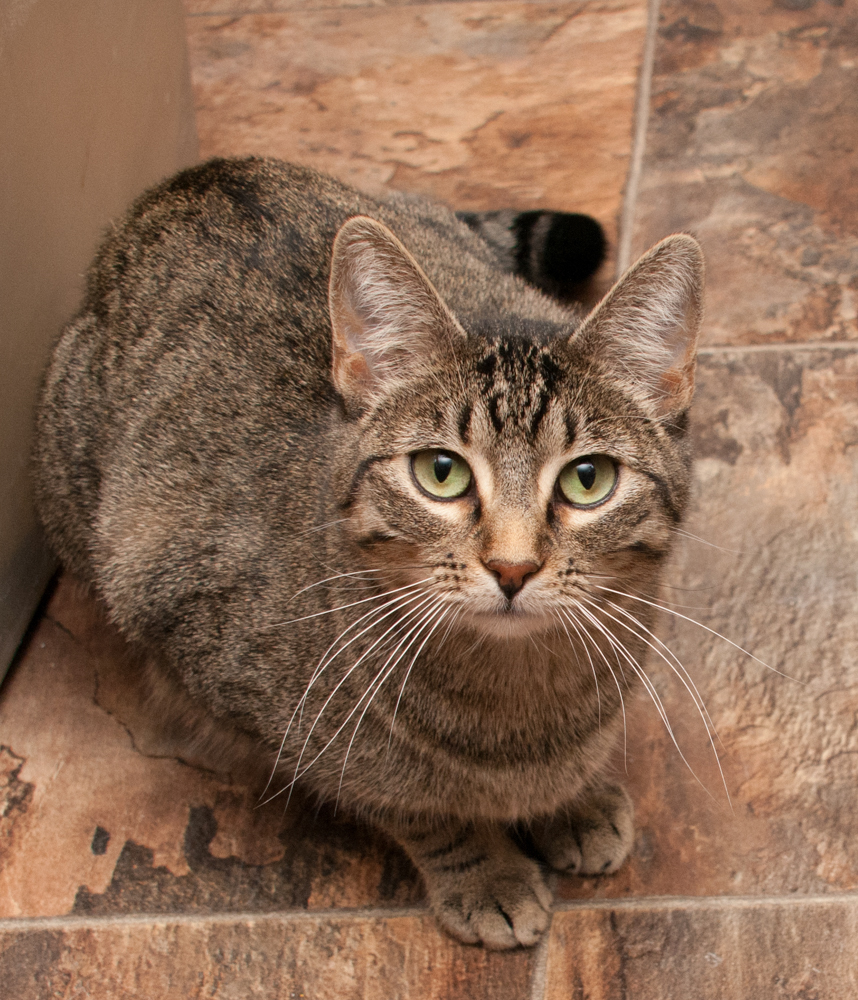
545,896,858,999
0,577,421,918
633,0,858,346
556,346,858,904
185,0,648,250
0,911,535,999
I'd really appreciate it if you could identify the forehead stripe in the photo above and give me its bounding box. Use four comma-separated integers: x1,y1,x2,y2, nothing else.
564,412,577,448
487,395,505,434
528,389,550,439
457,402,473,444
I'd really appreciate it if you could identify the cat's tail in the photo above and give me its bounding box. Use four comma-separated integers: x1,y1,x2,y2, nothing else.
457,209,606,300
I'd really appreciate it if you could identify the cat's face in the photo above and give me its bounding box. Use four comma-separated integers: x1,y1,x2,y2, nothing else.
341,335,689,640
328,217,703,642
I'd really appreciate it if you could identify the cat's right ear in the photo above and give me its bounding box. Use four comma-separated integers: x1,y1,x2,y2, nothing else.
328,216,465,412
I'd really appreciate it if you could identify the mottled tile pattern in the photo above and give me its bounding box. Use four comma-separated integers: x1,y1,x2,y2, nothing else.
185,0,505,11
633,0,858,346
546,896,858,999
5,0,858,995
186,0,648,245
0,912,535,1000
0,579,422,919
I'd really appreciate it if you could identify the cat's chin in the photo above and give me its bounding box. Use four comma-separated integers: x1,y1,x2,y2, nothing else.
464,608,554,640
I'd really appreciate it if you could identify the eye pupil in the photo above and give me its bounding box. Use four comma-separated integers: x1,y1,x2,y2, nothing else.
577,462,596,491
412,450,472,499
557,454,617,508
434,453,453,483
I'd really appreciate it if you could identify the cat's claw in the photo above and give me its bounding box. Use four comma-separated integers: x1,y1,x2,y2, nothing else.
396,822,553,949
433,854,552,949
531,783,634,875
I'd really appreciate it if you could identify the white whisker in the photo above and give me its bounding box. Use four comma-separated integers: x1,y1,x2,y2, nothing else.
569,599,712,795
282,567,393,606
279,596,446,805
670,526,742,555
388,605,457,751
579,593,730,805
600,597,720,741
592,585,793,680
337,601,450,807
559,607,627,763
267,591,442,806
268,576,435,628
553,609,601,730
292,582,437,723
291,587,438,734
262,584,436,800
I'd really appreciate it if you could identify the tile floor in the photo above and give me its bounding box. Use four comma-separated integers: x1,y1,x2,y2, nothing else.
3,0,858,996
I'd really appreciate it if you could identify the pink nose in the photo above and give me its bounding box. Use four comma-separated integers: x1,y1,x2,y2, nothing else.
483,559,542,600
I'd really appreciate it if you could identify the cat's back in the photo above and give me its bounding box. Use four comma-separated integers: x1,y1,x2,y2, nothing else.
79,155,551,360
35,159,340,580
61,158,368,407
34,157,566,585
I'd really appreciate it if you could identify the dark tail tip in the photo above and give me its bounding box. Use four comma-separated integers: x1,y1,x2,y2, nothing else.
513,211,607,298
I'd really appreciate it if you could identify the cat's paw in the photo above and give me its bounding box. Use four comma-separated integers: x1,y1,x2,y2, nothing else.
432,852,552,950
399,823,552,949
531,783,634,876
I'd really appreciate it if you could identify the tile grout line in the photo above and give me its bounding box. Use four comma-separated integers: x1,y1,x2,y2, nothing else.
698,340,858,356
184,0,569,16
529,924,552,1000
554,891,858,914
615,0,661,277
4,891,858,934
529,873,559,1000
0,905,431,934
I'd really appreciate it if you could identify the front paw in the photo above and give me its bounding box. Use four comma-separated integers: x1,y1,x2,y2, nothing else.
531,783,634,875
399,823,552,949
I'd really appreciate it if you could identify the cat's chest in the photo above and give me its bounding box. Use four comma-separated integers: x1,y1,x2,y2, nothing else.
346,677,623,820
378,654,606,763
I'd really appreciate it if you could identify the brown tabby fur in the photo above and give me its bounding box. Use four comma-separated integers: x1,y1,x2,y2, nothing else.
34,157,703,949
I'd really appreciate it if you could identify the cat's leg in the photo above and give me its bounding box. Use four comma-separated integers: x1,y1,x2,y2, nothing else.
456,209,606,298
388,817,552,949
529,782,634,876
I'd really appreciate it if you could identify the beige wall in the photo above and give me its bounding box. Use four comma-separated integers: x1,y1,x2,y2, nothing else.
0,0,198,676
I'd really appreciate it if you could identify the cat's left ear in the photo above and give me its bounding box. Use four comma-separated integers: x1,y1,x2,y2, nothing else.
572,234,704,420
329,216,465,411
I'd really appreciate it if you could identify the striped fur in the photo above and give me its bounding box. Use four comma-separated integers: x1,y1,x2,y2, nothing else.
458,208,606,298
34,158,703,949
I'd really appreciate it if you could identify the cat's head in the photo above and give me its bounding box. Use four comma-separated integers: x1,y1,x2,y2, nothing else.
328,217,703,640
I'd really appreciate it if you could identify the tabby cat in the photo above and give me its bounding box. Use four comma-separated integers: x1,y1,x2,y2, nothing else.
34,157,703,949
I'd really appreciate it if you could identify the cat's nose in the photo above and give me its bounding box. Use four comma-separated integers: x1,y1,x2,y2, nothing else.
483,559,542,600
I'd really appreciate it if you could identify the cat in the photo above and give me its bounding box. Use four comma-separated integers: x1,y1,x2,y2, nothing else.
34,156,703,949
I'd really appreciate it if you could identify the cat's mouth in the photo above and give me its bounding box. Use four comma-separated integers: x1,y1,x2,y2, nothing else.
498,600,529,616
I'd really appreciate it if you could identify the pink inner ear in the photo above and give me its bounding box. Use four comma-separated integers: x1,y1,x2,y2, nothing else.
329,216,467,409
343,352,371,387
659,366,686,400
656,349,696,414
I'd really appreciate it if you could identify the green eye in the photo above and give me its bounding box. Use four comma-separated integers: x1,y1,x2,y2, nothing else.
411,450,472,500
557,455,617,507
